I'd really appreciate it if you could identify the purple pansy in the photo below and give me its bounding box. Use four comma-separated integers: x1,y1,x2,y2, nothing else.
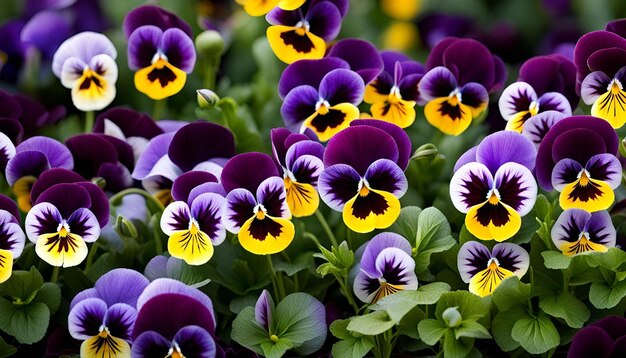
0,194,25,283
568,316,626,357
552,209,616,256
353,233,418,303
68,269,149,357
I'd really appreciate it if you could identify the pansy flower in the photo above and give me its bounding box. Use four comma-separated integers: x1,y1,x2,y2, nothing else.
25,180,108,267
353,233,418,303
281,68,364,141
319,120,410,233
364,51,424,128
536,116,620,211
132,279,217,357
521,110,566,148
236,0,306,16
568,315,626,357
0,195,25,283
4,136,74,212
222,152,294,255
419,38,506,135
458,241,529,297
551,209,616,256
52,32,117,111
160,171,226,265
266,0,348,64
69,269,149,358
574,19,626,128
270,128,324,217
451,131,537,241
124,5,196,100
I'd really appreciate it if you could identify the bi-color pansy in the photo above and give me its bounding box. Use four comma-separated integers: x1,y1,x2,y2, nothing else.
281,68,364,141
271,128,324,217
161,171,226,265
69,269,149,358
25,179,108,267
132,279,217,357
124,5,196,100
266,0,347,64
353,233,418,303
458,241,529,297
364,51,424,128
0,195,25,283
536,116,620,211
319,120,410,233
419,38,506,135
222,153,295,255
451,131,537,241
551,209,616,256
52,32,117,111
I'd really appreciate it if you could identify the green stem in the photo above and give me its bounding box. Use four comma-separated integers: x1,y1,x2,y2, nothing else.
153,99,167,120
266,255,286,300
109,188,165,212
85,242,99,271
50,266,60,284
314,210,338,248
204,58,220,89
85,111,94,133
336,274,360,313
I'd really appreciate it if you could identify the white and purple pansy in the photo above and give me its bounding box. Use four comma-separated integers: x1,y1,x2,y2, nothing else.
319,120,410,233
68,269,150,358
281,68,365,142
270,128,324,217
52,31,118,111
353,233,418,303
458,241,529,297
0,195,25,283
131,279,217,358
498,81,571,132
551,209,616,256
222,152,295,255
450,131,538,241
161,171,226,265
25,181,108,268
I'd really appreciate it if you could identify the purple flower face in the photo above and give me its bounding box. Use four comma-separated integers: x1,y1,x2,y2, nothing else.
0,195,25,284
270,128,324,217
319,123,410,233
568,315,626,357
551,209,616,256
124,5,196,100
266,0,347,63
222,152,295,255
132,279,217,358
458,241,529,297
25,181,108,267
281,68,365,142
353,233,417,303
68,269,149,358
363,51,424,128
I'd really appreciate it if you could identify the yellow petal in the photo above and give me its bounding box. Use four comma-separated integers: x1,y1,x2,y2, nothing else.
372,282,404,303
285,180,319,217
266,25,326,64
303,102,359,142
13,175,36,212
465,201,522,242
278,0,306,10
342,188,401,233
134,59,187,100
72,69,116,111
81,333,131,358
505,111,532,133
239,215,295,255
35,232,88,268
239,0,280,16
0,249,13,284
153,189,174,207
469,265,514,297
364,81,390,104
559,178,614,212
370,98,417,128
560,234,609,257
424,97,474,136
168,228,215,266
591,88,626,129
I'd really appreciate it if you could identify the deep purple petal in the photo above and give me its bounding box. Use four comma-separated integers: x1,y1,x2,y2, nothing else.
457,241,491,283
551,158,583,191
271,127,294,168
327,39,384,84
418,66,457,101
65,134,119,179
492,162,537,216
173,326,216,358
364,159,407,197
284,139,324,170
191,193,226,245
441,39,496,89
75,182,109,227
95,268,150,308
35,183,91,218
491,243,529,278
220,152,279,193
278,58,349,99
360,232,412,277
0,194,20,222
223,188,256,233
102,303,137,341
168,122,235,173
450,162,493,213
0,90,22,119
256,177,289,218
68,297,107,340
97,162,133,192
171,171,218,203
17,136,74,170
573,30,626,90
568,326,614,358
318,164,360,211
123,5,193,38
20,10,71,59
476,131,536,173
188,183,226,204
518,54,579,108
94,107,161,139
319,69,365,105
5,151,50,186
29,168,85,203
132,331,171,358
127,25,162,71
161,28,196,72
587,48,626,79
306,1,342,41
459,82,489,109
350,119,411,171
281,85,318,131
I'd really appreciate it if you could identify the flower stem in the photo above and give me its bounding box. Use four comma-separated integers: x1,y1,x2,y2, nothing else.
50,266,60,283
85,110,94,133
314,210,338,248
85,242,99,272
108,188,165,212
266,255,286,300
153,99,167,120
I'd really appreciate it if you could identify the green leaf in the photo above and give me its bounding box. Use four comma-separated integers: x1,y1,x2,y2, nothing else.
347,310,396,336
443,330,474,358
0,336,16,358
371,282,450,323
589,280,626,309
542,251,572,270
454,320,491,340
435,291,490,322
396,306,426,339
275,293,327,354
511,311,560,354
231,306,272,355
389,206,422,241
587,248,626,271
539,291,590,328
417,318,447,345
492,306,528,352
32,283,61,314
0,299,50,344
492,276,531,311
414,208,456,277
0,267,43,302
260,338,293,358
273,252,314,276
330,319,374,358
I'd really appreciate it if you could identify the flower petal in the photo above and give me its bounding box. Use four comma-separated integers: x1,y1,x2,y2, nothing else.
319,69,365,105
286,142,324,179
584,210,616,249
364,159,407,197
173,326,216,358
35,230,88,267
66,208,100,243
238,215,295,254
351,119,412,171
476,131,536,173
342,188,401,233
327,38,384,84
493,162,537,216
127,25,161,71
457,241,491,283
223,189,257,233
220,152,279,193
281,85,318,132
68,297,107,340
255,289,274,330
161,28,196,73
466,200,522,242
132,133,176,180
52,31,116,78
498,82,537,120
161,201,191,236
522,110,566,148
123,5,193,38
491,243,529,278
132,331,171,358
586,153,622,188
355,247,417,303
25,202,62,242
450,162,493,213
171,171,218,203
318,164,360,211
360,232,412,277
581,71,612,105
278,58,349,99
551,158,583,191
537,92,572,116
104,303,137,340
266,25,326,64
95,268,150,308
418,66,457,100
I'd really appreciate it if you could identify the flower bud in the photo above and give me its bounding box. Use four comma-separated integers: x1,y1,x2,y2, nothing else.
411,143,438,161
442,306,462,328
195,30,225,60
197,89,220,108
115,215,138,240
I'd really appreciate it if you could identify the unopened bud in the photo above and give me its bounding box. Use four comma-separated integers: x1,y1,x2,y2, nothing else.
115,215,138,240
195,30,225,59
411,143,438,161
442,306,462,328
197,89,220,108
